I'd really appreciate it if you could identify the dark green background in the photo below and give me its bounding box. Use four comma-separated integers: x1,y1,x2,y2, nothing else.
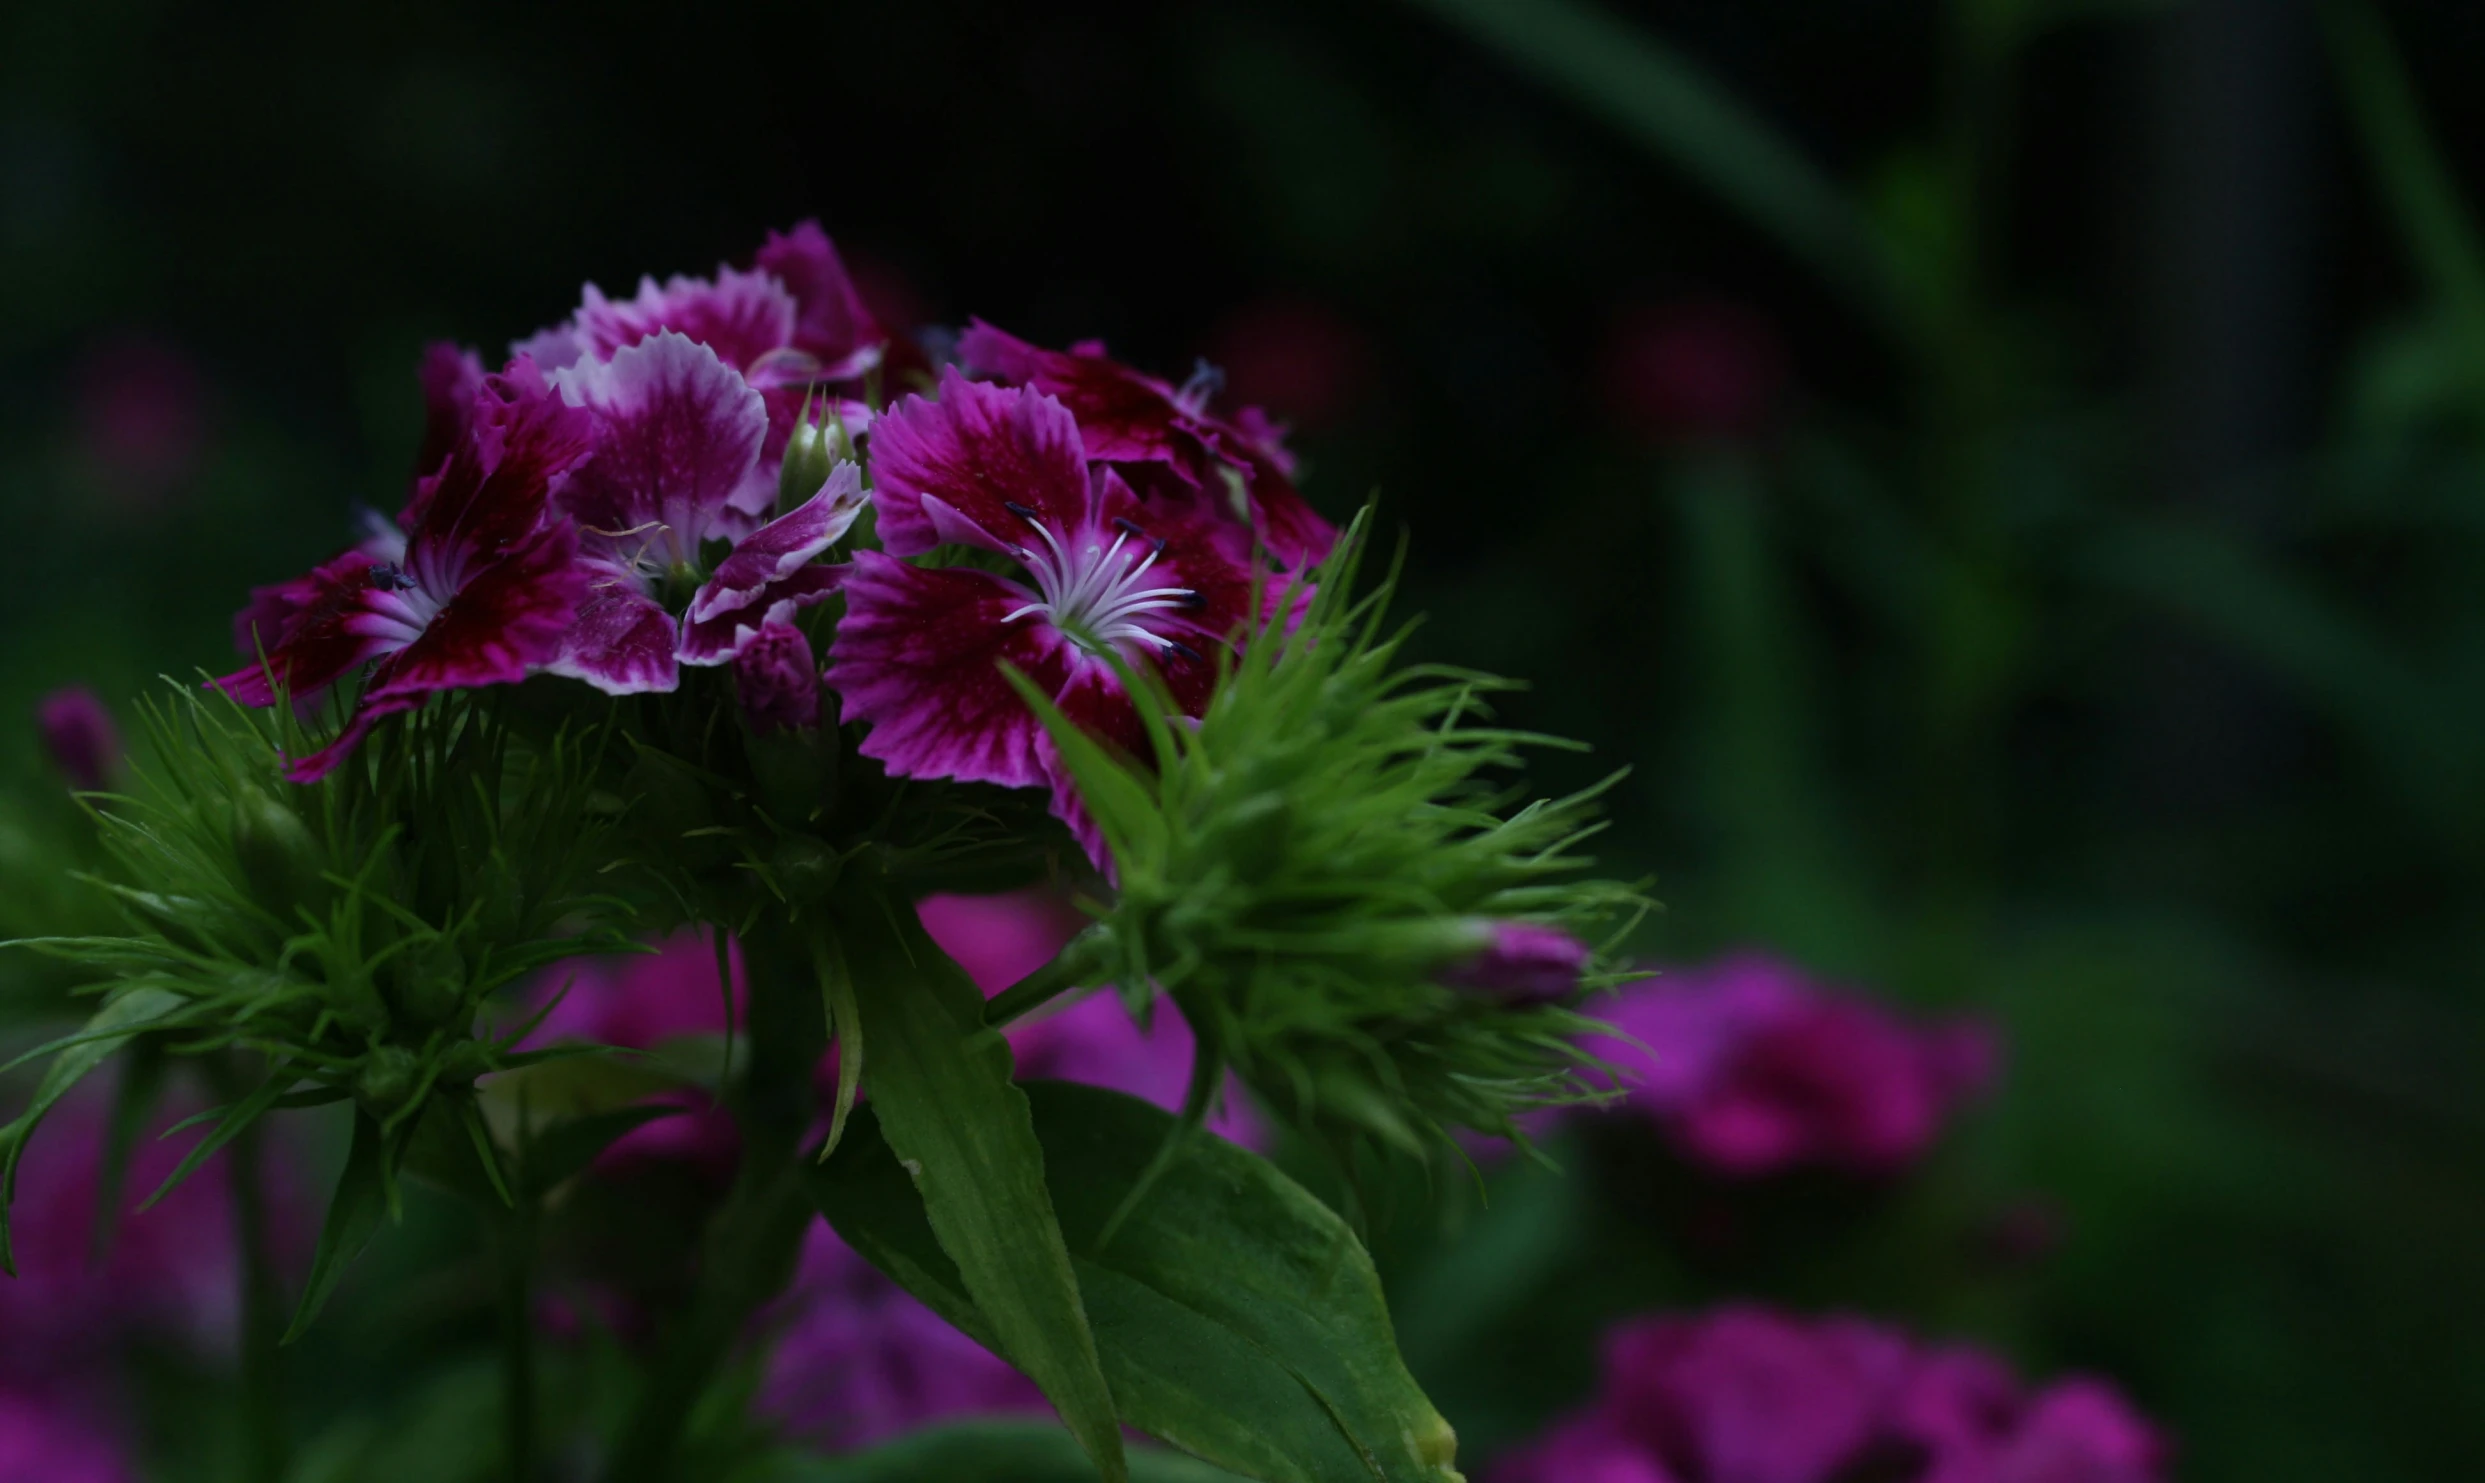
3,0,2481,1478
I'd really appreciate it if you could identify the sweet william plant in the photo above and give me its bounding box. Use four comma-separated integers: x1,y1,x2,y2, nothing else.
0,223,1643,1483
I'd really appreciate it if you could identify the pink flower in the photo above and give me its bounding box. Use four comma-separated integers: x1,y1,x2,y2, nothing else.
826,369,1274,858
1579,953,1996,1178
215,360,595,780
73,333,207,509
35,686,120,792
1598,300,1785,447
1493,1307,2167,1483
1440,921,1594,1004
544,333,865,696
961,321,1335,569
517,933,748,1177
0,1084,297,1389
0,1392,132,1483
516,220,883,500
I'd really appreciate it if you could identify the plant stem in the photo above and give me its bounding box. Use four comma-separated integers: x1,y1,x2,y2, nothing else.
604,915,826,1483
231,1113,288,1483
499,1195,539,1483
982,923,1109,1029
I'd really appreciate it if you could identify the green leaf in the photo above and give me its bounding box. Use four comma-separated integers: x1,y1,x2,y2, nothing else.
518,1104,687,1196
0,986,183,1274
744,1423,1251,1483
285,1109,391,1343
833,896,1127,1483
811,1081,1463,1483
1400,0,1916,348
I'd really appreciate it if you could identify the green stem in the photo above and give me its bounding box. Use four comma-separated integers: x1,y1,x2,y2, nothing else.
499,1196,539,1483
982,924,1108,1029
604,916,826,1483
232,1112,288,1483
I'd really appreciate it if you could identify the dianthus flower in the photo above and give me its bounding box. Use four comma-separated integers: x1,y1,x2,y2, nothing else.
961,321,1334,569
542,330,865,695
217,360,594,779
826,370,1277,851
1491,1306,2166,1483
516,219,883,502
1579,952,1995,1178
35,686,121,793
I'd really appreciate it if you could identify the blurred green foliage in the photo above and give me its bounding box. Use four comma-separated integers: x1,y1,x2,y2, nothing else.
3,0,2482,1478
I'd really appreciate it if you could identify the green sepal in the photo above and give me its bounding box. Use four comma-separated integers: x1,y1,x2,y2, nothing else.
811,1081,1465,1483
832,894,1127,1483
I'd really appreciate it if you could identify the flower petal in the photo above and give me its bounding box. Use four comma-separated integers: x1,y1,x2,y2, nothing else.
546,565,682,696
959,321,1206,474
575,265,798,372
755,220,885,381
214,551,390,705
825,550,1072,790
415,342,485,481
678,567,844,666
371,520,587,699
402,358,595,592
867,368,1091,557
684,462,866,629
551,332,767,567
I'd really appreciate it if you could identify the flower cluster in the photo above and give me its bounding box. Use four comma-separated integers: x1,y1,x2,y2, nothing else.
1492,1306,2165,1483
215,222,1316,856
1576,952,1996,1178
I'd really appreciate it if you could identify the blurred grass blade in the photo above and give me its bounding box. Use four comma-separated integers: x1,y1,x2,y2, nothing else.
834,897,1127,1483
1401,0,1915,345
2324,0,2485,424
284,1109,391,1343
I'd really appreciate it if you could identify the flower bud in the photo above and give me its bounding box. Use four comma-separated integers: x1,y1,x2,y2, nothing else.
35,685,120,792
225,785,330,921
735,621,823,736
354,1044,425,1118
778,402,851,513
1436,920,1592,1005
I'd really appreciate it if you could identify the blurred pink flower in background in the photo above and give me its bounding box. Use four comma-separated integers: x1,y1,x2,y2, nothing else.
72,333,208,507
0,1080,300,1405
1598,300,1785,447
1205,296,1371,433
1492,1305,2166,1483
1578,952,1996,1178
518,932,747,1178
0,1392,131,1483
35,686,121,792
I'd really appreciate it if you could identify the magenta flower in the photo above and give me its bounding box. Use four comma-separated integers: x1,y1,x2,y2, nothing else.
961,321,1335,569
1440,920,1595,1004
516,220,883,498
0,1393,132,1483
759,1224,1049,1451
217,360,594,780
826,370,1269,852
1578,953,1996,1178
35,686,121,792
543,332,865,696
1491,1306,2166,1483
0,1083,296,1387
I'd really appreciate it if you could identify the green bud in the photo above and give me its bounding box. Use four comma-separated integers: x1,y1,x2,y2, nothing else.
354,1044,425,1118
770,835,841,907
778,399,850,512
226,786,329,921
387,936,469,1030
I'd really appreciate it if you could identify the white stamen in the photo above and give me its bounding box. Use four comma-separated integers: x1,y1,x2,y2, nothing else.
1006,514,1197,655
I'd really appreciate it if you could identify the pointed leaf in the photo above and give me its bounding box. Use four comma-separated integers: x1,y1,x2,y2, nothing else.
285,1109,390,1343
833,898,1127,1483
810,1082,1463,1483
0,986,183,1274
748,1422,1251,1482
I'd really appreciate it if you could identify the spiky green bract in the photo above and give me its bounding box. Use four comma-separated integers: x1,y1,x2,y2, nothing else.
1,680,639,1289
1013,513,1650,1167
